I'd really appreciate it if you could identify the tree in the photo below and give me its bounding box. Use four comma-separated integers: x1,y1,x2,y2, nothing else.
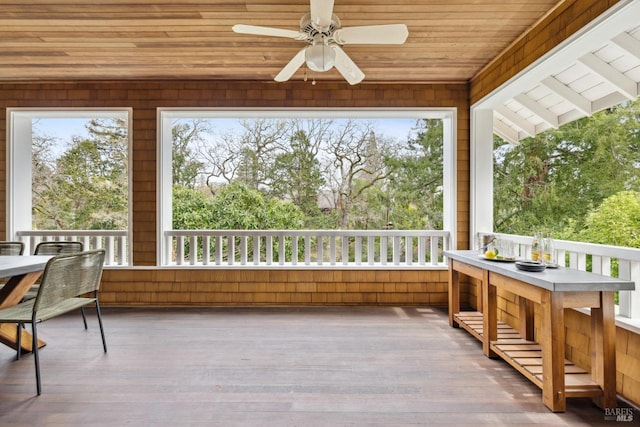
324,120,391,228
384,118,444,229
209,182,305,230
31,127,59,228
577,191,640,248
33,118,128,230
172,185,215,229
269,129,325,221
494,99,640,236
235,119,288,190
172,119,208,188
200,119,288,192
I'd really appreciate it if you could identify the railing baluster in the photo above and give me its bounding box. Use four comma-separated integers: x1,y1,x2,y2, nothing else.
380,236,387,265
240,235,248,266
317,234,324,266
105,236,115,266
291,235,298,266
304,235,311,265
214,235,222,265
176,235,185,266
418,236,426,266
341,236,349,266
328,236,336,265
227,235,235,266
405,235,412,266
266,235,273,266
279,235,285,266
355,236,362,266
393,236,400,266
202,235,210,265
118,235,126,266
189,235,198,265
430,236,439,266
253,236,261,266
368,236,375,265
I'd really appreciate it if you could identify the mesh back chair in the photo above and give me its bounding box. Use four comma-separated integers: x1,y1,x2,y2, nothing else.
0,241,25,255
0,249,107,395
34,241,83,255
33,241,87,324
0,242,27,296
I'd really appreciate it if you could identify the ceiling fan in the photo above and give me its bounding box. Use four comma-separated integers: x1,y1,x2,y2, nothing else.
232,0,409,85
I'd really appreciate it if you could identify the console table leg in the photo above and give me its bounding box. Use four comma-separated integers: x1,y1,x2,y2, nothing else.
541,291,566,412
448,263,459,327
483,278,497,358
591,291,616,410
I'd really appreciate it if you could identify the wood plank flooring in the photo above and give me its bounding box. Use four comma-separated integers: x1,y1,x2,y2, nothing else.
0,306,636,426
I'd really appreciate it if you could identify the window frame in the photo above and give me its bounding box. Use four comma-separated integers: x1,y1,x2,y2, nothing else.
157,107,458,266
6,108,133,261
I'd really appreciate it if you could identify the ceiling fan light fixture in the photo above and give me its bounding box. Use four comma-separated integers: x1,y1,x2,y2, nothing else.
305,43,335,72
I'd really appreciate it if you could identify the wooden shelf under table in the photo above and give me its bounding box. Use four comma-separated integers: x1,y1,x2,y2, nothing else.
453,311,602,399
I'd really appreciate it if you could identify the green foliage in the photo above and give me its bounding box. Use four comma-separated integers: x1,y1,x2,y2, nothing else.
171,117,446,231
494,99,640,237
578,191,640,248
385,119,444,229
172,185,216,229
208,182,305,230
172,120,206,188
268,130,325,222
32,118,128,230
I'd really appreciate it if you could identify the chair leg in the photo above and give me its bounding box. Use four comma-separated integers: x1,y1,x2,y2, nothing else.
32,322,41,395
95,299,107,353
80,307,88,329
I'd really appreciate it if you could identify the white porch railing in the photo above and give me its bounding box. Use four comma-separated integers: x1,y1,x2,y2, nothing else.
16,230,129,266
482,232,640,320
164,230,450,268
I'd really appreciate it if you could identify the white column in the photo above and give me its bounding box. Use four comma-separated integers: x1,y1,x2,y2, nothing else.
470,108,494,250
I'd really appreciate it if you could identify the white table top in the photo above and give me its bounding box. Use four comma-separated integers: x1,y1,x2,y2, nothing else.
0,255,52,279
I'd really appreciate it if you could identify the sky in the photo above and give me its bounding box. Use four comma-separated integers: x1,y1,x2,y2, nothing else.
33,116,423,156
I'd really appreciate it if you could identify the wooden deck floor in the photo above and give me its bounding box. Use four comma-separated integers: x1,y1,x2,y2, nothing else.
0,306,635,426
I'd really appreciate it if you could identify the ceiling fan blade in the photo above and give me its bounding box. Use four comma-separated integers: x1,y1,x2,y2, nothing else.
232,24,304,40
333,24,409,45
274,48,307,82
310,0,335,31
332,45,365,85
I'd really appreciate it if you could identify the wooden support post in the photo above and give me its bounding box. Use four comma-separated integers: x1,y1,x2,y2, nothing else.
518,297,535,341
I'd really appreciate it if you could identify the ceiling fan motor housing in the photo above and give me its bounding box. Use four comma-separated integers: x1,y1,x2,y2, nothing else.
300,12,341,37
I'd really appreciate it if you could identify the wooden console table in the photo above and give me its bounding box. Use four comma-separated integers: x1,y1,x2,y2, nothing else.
444,250,635,412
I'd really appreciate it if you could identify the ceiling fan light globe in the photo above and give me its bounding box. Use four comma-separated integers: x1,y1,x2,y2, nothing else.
305,44,335,72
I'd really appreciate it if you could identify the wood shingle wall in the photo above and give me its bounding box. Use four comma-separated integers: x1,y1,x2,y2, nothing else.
0,80,469,307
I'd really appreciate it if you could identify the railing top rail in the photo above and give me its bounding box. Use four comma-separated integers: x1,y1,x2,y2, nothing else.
491,232,640,261
17,230,127,237
165,229,449,237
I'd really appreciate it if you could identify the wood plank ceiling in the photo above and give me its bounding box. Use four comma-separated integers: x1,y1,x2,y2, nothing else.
0,0,563,83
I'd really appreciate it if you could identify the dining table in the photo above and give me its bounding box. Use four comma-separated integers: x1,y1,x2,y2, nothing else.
0,255,52,352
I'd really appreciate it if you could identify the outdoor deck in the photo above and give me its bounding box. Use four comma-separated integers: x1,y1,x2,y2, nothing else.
0,306,634,426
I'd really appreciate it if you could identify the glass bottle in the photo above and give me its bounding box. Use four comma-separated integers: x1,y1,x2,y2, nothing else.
531,232,542,261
